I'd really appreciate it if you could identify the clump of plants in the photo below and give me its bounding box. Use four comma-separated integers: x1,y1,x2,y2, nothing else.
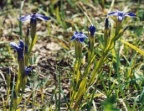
2,1,144,111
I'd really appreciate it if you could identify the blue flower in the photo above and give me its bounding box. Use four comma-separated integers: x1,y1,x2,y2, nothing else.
19,13,50,22
25,67,33,75
10,40,24,60
105,18,109,29
19,13,50,40
71,32,88,43
108,10,136,21
89,25,96,36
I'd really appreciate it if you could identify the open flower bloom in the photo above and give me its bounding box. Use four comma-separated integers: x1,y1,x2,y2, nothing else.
19,13,50,22
108,10,136,21
71,32,88,43
89,25,96,36
10,40,24,60
19,13,50,40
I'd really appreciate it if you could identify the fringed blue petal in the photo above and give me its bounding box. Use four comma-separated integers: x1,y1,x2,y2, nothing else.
35,13,50,21
125,12,136,17
25,67,33,75
71,32,87,43
70,36,76,41
108,11,117,16
79,38,85,43
19,15,31,22
10,42,19,50
19,40,25,50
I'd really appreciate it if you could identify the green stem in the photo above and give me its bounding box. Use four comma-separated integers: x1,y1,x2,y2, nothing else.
88,36,95,62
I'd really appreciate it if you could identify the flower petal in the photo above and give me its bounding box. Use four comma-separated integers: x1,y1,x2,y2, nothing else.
82,33,88,38
10,42,19,50
25,67,33,75
118,16,123,21
79,38,85,42
19,15,31,22
71,32,87,43
78,32,87,38
70,36,76,41
19,40,25,49
35,13,50,21
108,11,118,16
125,12,136,17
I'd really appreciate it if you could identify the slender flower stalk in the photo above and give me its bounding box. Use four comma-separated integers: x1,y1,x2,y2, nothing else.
70,31,87,107
88,25,96,62
10,40,24,61
10,40,33,94
25,27,30,65
104,18,110,46
71,32,87,59
19,13,50,51
70,31,88,74
10,40,25,93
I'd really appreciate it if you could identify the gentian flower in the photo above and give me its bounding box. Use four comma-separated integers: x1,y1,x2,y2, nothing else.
89,25,96,36
10,40,24,60
108,10,136,21
19,13,50,23
71,32,88,43
25,67,33,75
19,13,50,40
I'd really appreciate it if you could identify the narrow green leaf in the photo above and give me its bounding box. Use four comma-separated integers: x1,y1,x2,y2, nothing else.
121,39,144,56
74,78,87,109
